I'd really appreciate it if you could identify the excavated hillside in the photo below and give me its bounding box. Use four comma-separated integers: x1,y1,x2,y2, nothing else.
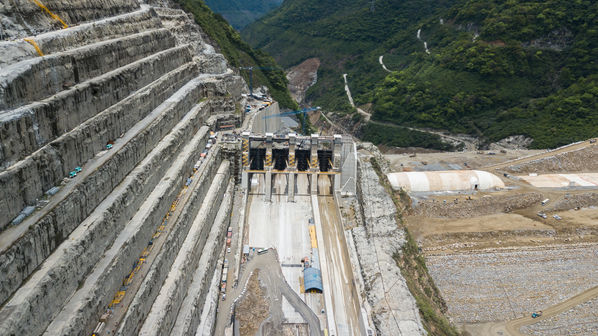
0,1,246,335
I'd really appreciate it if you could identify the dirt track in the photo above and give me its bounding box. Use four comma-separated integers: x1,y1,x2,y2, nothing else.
484,139,597,171
464,285,598,336
506,285,598,335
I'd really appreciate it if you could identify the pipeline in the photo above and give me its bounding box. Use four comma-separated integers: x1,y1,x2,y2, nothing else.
30,0,69,29
23,38,44,56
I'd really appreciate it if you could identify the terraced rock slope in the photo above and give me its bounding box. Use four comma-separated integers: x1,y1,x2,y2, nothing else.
0,1,245,335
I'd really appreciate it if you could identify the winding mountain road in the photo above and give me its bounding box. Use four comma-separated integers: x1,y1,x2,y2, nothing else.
342,73,371,121
379,55,391,72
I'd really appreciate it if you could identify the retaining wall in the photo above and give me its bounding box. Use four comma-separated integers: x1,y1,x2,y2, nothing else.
0,28,175,110
0,117,210,336
116,147,224,336
0,45,192,168
0,91,211,308
45,132,223,336
0,62,199,228
171,181,234,336
139,161,231,336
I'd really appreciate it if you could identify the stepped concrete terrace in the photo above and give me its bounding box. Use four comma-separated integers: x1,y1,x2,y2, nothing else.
0,1,246,335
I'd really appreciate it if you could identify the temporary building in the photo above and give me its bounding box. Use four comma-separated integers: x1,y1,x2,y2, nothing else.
387,170,504,192
303,267,323,293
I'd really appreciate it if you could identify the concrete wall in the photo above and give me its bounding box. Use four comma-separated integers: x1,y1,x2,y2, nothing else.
0,91,211,309
0,45,192,169
139,161,231,336
0,120,211,336
340,139,357,194
353,159,426,335
116,147,225,336
0,28,175,110
251,102,281,134
0,0,140,40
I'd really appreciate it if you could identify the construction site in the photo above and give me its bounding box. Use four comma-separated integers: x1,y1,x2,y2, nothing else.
383,140,598,335
1,1,597,336
0,1,426,335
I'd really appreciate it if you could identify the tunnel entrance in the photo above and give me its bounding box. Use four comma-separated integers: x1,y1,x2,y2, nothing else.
249,148,265,170
296,150,310,171
272,148,288,171
317,150,333,172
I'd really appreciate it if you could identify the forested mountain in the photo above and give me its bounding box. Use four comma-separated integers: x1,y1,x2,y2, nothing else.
174,0,296,108
204,0,283,29
243,0,598,148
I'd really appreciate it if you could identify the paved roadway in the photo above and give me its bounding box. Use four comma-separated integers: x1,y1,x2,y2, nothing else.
316,175,362,335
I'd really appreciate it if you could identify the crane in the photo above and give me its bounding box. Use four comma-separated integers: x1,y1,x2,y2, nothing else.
239,66,279,97
262,107,321,134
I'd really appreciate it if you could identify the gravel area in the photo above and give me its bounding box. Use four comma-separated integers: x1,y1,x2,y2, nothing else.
520,297,598,335
426,244,598,323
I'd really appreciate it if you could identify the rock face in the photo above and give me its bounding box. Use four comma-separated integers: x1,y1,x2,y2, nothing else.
353,159,426,335
0,1,245,335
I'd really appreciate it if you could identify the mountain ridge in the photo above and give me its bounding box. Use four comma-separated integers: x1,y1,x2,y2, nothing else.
243,0,598,149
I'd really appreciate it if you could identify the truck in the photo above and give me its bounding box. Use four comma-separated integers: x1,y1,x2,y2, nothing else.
542,199,550,206
226,238,231,247
227,231,232,238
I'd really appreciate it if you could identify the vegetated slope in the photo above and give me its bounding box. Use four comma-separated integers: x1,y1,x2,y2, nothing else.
204,0,283,29
244,0,598,148
175,0,297,108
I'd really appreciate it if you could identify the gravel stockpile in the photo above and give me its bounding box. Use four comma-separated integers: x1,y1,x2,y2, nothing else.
520,297,598,335
426,244,598,323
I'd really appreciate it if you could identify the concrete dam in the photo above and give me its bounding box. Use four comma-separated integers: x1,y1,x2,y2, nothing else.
0,0,244,335
0,1,427,335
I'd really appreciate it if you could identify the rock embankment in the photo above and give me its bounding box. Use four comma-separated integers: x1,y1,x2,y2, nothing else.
548,192,598,211
352,159,426,335
414,192,543,218
504,144,598,174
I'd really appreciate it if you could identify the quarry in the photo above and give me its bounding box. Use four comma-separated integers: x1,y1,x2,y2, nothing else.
0,1,597,336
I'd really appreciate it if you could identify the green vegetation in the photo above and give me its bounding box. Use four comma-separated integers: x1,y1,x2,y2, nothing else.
362,123,455,150
174,0,297,109
204,0,282,29
243,0,598,148
370,157,460,336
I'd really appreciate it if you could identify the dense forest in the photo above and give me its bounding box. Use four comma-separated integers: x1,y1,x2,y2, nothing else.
173,0,296,109
243,0,598,148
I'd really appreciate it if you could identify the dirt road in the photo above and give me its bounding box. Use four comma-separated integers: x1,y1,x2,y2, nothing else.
484,139,597,171
214,251,321,335
505,285,598,336
463,284,598,336
367,119,479,151
379,56,391,72
342,73,371,122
